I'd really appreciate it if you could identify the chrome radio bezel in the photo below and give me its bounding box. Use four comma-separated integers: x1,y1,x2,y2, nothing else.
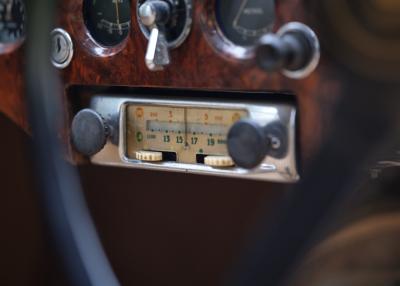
89,95,299,182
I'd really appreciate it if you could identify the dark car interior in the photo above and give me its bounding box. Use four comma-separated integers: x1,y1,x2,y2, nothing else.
0,0,399,285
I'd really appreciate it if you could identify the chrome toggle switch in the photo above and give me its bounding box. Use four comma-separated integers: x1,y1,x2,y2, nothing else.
138,0,171,71
137,0,193,71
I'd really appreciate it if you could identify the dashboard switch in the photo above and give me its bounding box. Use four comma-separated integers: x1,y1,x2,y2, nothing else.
71,109,109,156
139,0,171,71
138,0,193,71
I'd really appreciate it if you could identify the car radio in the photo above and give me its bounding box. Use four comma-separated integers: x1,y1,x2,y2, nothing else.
71,94,299,182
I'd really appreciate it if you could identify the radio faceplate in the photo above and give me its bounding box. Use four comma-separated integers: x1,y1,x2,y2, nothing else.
88,95,299,182
126,104,249,165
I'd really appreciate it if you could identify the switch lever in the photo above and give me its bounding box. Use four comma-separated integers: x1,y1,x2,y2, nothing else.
145,27,170,71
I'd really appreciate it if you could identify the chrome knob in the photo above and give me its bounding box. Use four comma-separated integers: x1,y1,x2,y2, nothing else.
139,1,170,27
138,2,157,27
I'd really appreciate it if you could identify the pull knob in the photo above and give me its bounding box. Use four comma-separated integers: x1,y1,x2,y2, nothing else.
139,0,171,71
227,120,287,169
71,109,109,156
255,22,320,78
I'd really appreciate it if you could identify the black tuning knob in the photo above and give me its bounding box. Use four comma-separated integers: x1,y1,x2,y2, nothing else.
255,22,320,78
227,120,287,169
71,109,109,156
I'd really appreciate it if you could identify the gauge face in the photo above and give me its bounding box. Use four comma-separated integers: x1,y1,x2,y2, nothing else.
83,0,131,47
215,0,275,47
0,0,25,44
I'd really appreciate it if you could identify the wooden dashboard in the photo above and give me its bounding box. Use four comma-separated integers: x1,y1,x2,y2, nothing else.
0,0,344,165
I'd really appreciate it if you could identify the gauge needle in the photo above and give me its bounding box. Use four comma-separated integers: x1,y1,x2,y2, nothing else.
114,0,122,35
184,108,189,149
233,0,249,30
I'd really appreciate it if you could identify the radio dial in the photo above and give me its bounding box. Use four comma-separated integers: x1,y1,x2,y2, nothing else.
71,109,109,156
227,120,288,169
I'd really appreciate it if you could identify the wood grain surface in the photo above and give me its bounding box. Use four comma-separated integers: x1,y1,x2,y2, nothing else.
0,0,343,163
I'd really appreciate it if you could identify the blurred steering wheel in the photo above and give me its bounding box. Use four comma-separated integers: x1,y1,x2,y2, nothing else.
24,1,400,286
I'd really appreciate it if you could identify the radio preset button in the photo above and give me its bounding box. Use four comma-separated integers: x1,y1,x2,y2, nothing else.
204,155,235,168
135,151,163,162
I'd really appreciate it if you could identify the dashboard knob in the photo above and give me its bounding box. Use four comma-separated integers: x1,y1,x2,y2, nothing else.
227,120,287,169
255,22,320,78
71,109,109,156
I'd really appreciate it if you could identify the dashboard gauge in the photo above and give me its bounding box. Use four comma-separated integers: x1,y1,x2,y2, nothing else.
0,0,25,53
83,0,131,47
215,0,275,47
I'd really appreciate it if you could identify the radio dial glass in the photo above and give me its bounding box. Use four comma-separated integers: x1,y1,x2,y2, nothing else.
126,105,248,164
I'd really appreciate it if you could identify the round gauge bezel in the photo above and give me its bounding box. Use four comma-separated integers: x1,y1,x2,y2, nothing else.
200,0,275,61
81,27,130,57
136,0,193,49
0,0,26,54
0,36,24,54
80,0,131,57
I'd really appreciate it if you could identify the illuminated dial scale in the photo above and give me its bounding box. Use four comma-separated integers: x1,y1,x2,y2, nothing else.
126,105,248,166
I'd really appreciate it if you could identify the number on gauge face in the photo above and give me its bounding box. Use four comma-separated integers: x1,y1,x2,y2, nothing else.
215,0,275,47
83,0,131,47
0,0,25,43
